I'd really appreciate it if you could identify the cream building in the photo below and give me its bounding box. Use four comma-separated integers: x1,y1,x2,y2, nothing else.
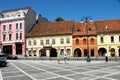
26,21,74,57
96,20,120,57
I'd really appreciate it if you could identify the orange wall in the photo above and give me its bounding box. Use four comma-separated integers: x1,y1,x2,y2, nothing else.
73,36,98,57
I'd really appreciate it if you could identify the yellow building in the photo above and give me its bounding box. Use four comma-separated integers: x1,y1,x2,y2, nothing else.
96,20,120,57
26,21,74,57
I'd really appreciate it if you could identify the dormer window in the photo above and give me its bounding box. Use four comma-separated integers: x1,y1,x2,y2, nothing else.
88,28,91,31
77,29,80,32
104,26,108,30
18,15,20,17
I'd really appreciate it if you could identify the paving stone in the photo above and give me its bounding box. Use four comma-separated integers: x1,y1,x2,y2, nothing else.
47,77,70,80
72,68,90,73
93,78,112,80
106,73,120,80
25,70,45,74
3,75,33,80
30,72,58,79
54,70,75,76
66,73,95,80
44,68,62,72
85,71,110,77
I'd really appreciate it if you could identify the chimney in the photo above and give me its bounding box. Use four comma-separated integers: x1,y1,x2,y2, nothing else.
90,17,93,22
80,19,83,23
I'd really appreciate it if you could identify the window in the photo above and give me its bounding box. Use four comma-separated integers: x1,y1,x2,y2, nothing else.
76,39,79,45
46,39,49,44
16,33,18,40
3,25,6,31
20,23,22,29
40,40,44,45
60,49,64,55
83,38,87,44
100,37,104,43
91,38,94,44
16,23,18,29
66,38,70,44
111,36,114,42
28,51,32,56
28,41,31,46
20,33,22,40
52,39,55,44
91,49,94,57
119,36,120,42
66,49,71,55
60,38,64,44
3,34,6,41
9,24,12,30
33,50,36,56
33,40,36,45
9,34,12,41
84,49,87,57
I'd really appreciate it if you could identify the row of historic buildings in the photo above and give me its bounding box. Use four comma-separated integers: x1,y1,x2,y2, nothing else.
0,7,120,57
26,19,120,57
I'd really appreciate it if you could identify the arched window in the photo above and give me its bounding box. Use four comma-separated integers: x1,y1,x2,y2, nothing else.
83,38,87,44
110,48,115,57
91,38,94,44
76,39,79,45
111,36,114,43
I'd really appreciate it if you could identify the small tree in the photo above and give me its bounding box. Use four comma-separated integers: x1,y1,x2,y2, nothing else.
55,17,64,22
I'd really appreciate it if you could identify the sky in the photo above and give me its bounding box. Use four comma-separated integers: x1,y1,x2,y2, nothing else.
0,0,120,22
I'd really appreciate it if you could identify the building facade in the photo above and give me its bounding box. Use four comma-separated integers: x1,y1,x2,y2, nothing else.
0,7,37,56
96,20,120,57
26,21,74,57
73,21,98,57
26,18,120,58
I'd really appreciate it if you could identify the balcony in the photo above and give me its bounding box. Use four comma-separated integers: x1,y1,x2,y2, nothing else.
14,39,23,43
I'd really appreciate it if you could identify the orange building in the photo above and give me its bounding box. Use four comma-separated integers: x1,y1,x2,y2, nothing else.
73,21,98,57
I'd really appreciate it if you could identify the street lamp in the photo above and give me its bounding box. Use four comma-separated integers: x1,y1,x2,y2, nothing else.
81,16,92,62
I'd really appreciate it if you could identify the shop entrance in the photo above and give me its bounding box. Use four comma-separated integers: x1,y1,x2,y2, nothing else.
74,48,82,57
3,45,12,54
50,48,57,57
16,43,22,55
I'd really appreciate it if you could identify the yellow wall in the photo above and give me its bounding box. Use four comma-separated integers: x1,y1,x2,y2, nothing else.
26,35,73,57
97,33,120,57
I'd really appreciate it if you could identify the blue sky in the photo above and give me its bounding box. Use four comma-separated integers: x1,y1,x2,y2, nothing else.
0,0,120,22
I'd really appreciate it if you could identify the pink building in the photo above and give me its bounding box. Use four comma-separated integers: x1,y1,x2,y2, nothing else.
0,7,37,56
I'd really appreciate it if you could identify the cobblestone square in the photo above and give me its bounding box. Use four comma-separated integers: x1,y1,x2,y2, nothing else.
0,60,120,80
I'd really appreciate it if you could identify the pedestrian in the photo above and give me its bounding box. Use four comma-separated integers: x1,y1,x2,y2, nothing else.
57,53,61,64
105,53,108,62
64,54,67,64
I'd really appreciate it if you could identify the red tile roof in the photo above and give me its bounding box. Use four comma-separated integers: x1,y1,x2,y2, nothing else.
73,22,97,36
26,21,74,37
95,20,120,34
26,19,120,37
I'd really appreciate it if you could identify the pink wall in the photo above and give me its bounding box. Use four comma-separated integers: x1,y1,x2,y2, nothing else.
0,19,26,55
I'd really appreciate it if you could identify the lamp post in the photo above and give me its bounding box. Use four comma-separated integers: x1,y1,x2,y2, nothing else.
81,16,92,62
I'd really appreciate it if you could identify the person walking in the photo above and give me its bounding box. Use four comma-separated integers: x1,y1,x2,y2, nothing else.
105,53,108,62
57,53,61,64
64,54,67,64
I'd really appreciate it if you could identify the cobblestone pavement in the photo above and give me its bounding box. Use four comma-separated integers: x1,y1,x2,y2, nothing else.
0,60,120,80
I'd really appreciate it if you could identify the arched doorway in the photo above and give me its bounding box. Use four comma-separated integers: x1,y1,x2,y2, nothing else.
39,49,46,57
110,48,115,57
119,49,120,57
98,48,107,56
50,48,57,57
74,48,82,57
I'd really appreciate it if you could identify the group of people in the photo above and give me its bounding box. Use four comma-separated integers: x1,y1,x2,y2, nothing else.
56,53,109,64
57,53,67,64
